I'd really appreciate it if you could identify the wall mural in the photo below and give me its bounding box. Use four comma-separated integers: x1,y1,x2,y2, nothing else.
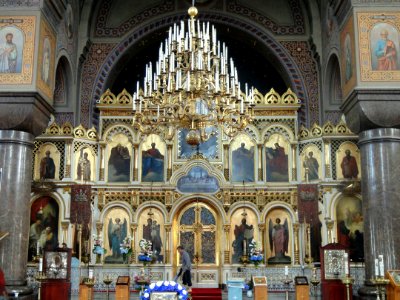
0,16,35,84
231,134,255,182
29,196,59,261
177,166,219,193
265,134,289,182
141,135,165,182
336,196,364,262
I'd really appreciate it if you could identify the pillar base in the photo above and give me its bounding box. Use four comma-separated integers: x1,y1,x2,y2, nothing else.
357,280,380,300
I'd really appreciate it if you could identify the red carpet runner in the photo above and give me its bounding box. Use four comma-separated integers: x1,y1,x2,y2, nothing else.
190,288,222,300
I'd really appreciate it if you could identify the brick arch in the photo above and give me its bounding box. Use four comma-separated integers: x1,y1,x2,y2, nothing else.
83,13,312,128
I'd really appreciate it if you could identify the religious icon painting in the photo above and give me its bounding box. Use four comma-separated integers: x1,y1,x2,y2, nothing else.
28,196,59,262
36,17,56,103
335,142,360,180
265,134,290,182
336,196,364,262
141,134,165,182
230,134,255,183
103,207,130,264
177,127,219,159
106,133,132,182
0,16,35,84
358,12,400,81
230,208,257,264
176,166,219,193
266,208,292,264
74,146,95,182
139,208,164,263
340,14,356,97
300,144,321,182
34,143,61,181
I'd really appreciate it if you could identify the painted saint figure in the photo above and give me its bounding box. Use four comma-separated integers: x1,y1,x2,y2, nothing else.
340,149,359,179
303,151,319,181
268,218,291,264
232,142,255,182
142,142,164,182
77,150,91,182
108,144,131,182
266,142,289,182
374,29,397,70
105,217,127,263
0,32,17,73
40,150,56,179
232,218,254,263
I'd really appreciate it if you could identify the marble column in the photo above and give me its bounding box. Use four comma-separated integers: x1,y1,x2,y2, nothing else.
0,130,34,296
358,128,400,280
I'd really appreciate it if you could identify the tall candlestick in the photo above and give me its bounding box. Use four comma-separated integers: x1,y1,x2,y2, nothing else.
243,240,247,256
344,252,349,275
36,241,40,255
89,269,93,279
375,258,379,277
285,266,289,276
39,257,43,272
378,255,384,277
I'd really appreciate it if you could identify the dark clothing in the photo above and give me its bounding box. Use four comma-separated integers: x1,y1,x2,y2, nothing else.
182,269,192,287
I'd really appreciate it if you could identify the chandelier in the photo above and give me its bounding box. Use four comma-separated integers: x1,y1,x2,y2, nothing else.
132,5,255,146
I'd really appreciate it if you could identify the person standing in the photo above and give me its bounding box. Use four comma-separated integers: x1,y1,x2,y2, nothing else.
177,246,192,292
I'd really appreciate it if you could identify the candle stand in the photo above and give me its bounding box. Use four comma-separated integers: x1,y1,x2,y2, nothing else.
371,277,390,300
341,275,354,300
85,278,96,300
103,276,113,300
35,271,47,300
310,276,320,300
282,275,293,300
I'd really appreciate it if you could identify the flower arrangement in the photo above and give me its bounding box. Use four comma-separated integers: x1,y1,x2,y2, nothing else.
92,234,106,255
120,236,132,255
248,239,263,266
140,281,188,300
138,239,155,263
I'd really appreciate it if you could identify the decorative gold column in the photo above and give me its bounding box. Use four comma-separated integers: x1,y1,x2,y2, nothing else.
293,222,300,265
61,221,69,245
223,224,231,264
77,224,83,263
99,143,106,181
257,144,263,181
325,218,335,244
167,144,173,181
291,144,297,181
133,143,139,181
165,224,172,264
305,223,313,265
96,222,103,235
64,141,72,178
324,140,331,178
223,144,229,180
131,224,137,262
258,223,266,263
